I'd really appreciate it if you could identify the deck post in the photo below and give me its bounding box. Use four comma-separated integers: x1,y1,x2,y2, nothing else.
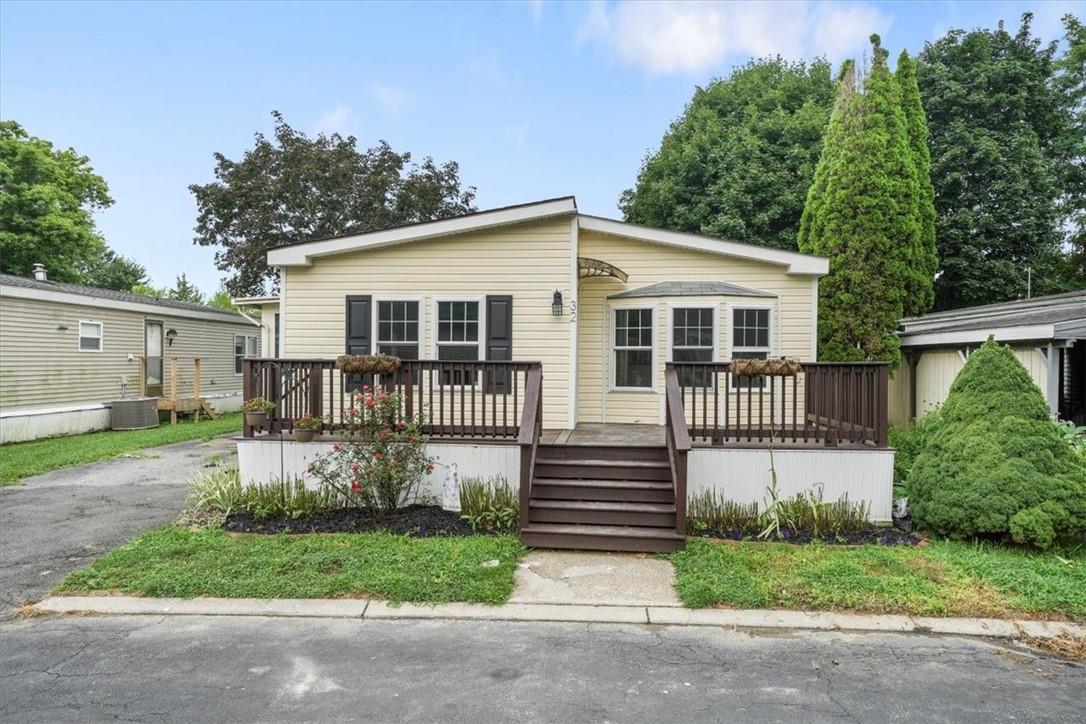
169,357,178,425
242,359,254,437
193,358,202,423
875,364,889,447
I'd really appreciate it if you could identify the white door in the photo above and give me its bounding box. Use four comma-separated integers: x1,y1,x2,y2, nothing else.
145,321,163,396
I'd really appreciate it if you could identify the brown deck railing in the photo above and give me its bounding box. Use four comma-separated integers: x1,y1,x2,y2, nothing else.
242,358,542,440
666,361,889,447
517,365,543,530
664,367,690,536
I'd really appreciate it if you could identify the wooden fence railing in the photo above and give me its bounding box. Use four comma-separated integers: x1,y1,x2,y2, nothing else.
666,361,889,447
664,367,690,537
242,358,542,440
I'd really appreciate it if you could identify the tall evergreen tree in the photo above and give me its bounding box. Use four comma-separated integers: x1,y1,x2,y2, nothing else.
895,51,939,315
798,36,919,366
1053,14,1086,288
918,15,1065,308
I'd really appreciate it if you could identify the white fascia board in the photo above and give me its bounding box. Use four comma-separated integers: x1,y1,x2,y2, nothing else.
899,324,1056,347
576,216,829,276
232,296,280,306
268,197,578,266
0,284,260,326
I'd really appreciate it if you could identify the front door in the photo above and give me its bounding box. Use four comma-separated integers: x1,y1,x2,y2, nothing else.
145,321,164,397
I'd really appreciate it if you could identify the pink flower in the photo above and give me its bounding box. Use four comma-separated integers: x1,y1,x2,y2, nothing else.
374,452,382,461
351,480,361,492
426,463,434,473
332,443,341,451
351,464,360,473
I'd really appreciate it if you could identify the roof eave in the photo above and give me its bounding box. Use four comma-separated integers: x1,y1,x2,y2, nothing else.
899,324,1058,348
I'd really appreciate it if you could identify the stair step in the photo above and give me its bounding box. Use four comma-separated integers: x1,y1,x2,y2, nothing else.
536,445,668,462
529,499,677,527
534,458,671,481
521,523,685,553
531,478,675,503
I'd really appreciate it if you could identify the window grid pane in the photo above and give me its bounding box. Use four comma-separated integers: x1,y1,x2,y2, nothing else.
614,308,652,388
378,301,420,346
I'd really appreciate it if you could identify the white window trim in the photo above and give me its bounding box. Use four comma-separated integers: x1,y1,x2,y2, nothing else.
610,304,656,393
372,296,425,360
233,332,259,375
726,302,776,360
666,303,717,363
430,296,485,388
78,320,103,353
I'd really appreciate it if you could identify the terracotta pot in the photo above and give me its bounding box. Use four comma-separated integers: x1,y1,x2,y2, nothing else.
294,429,316,443
245,411,268,428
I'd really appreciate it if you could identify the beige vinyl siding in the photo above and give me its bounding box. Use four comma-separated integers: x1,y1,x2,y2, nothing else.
905,345,1048,420
576,230,817,424
282,218,573,429
888,366,912,426
0,295,258,413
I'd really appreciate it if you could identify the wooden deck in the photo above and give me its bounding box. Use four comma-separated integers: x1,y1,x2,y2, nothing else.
541,423,882,449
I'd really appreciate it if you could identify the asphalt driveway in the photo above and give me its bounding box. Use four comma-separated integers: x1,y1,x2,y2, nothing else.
0,436,236,617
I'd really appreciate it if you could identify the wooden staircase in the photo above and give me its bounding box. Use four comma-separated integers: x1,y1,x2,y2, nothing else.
520,445,685,552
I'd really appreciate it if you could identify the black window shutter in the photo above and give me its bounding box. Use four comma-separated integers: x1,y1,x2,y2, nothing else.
485,295,513,393
345,295,372,391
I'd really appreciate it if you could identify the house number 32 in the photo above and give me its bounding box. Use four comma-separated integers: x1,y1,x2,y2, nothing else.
569,300,577,323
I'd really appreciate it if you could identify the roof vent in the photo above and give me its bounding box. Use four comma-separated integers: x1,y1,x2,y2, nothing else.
32,263,47,281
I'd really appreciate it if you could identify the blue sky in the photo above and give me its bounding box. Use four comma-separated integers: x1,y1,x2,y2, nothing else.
1,0,1079,294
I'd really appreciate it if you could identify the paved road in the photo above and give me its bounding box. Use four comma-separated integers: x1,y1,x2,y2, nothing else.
0,616,1081,723
0,437,236,617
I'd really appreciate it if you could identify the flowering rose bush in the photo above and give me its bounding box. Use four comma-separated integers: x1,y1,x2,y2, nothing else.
306,386,434,514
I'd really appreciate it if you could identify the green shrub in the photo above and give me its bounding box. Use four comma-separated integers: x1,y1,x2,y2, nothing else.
687,486,869,540
908,339,1086,549
687,490,760,535
888,410,941,499
240,477,340,520
460,476,518,534
185,465,243,517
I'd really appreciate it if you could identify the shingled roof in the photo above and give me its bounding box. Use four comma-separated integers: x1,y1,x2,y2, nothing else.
608,281,775,299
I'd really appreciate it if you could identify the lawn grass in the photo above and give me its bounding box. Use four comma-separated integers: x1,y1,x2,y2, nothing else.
670,538,1086,619
56,526,526,604
0,413,242,484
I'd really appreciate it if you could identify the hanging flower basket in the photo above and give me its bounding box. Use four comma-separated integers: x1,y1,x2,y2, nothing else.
335,354,402,375
730,358,803,377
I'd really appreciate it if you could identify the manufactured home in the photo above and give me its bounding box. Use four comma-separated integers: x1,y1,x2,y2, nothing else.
0,268,261,442
891,290,1086,426
237,197,894,551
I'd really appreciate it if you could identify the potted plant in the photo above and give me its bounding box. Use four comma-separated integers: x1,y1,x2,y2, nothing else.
293,415,323,443
242,396,277,428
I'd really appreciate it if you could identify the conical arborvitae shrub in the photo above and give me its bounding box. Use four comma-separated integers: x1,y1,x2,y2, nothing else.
908,339,1086,549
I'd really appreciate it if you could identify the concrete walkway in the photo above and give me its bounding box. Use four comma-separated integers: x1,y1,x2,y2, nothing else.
0,436,236,617
510,550,681,607
31,595,1086,641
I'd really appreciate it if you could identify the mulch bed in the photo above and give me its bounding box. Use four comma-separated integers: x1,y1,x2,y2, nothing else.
223,504,477,537
690,526,921,546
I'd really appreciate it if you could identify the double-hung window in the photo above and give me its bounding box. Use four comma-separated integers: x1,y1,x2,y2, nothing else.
234,334,258,374
376,301,420,360
614,308,653,389
436,300,480,385
78,321,103,352
672,307,714,387
731,308,771,388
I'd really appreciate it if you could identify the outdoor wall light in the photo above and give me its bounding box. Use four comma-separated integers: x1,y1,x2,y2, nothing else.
551,290,563,317
166,328,178,346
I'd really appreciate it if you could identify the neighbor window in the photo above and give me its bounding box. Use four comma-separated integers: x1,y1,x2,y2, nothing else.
672,307,714,387
78,321,103,352
376,300,420,360
234,334,258,374
614,308,653,389
436,300,480,385
731,308,771,388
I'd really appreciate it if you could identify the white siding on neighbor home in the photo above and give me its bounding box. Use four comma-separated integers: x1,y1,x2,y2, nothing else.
576,230,818,425
0,295,258,414
890,345,1050,421
281,218,573,429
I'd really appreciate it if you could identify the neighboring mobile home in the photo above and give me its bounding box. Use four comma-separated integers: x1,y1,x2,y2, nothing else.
0,267,261,443
891,290,1086,426
239,197,895,551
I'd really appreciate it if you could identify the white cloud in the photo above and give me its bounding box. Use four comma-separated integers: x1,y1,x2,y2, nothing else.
579,1,892,75
371,81,411,115
313,103,353,136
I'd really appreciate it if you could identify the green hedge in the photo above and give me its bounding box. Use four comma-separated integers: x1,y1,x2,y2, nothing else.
908,339,1086,549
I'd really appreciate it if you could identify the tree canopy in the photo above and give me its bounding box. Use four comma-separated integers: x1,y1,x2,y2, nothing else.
918,14,1069,308
0,121,145,290
798,37,925,366
190,111,477,296
1053,14,1086,287
620,57,835,251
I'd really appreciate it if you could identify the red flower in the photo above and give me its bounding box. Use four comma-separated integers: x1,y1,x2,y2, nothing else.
426,463,434,473
332,443,341,451
351,480,362,492
351,464,360,473
374,452,382,461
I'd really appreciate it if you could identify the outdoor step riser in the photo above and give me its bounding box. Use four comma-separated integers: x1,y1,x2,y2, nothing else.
533,463,671,482
536,446,669,462
521,531,685,553
531,485,674,503
528,509,676,527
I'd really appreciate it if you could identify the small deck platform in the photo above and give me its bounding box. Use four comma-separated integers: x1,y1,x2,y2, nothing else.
541,423,882,450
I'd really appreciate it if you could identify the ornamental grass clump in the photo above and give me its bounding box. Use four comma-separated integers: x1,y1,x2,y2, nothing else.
306,386,434,514
908,339,1086,549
